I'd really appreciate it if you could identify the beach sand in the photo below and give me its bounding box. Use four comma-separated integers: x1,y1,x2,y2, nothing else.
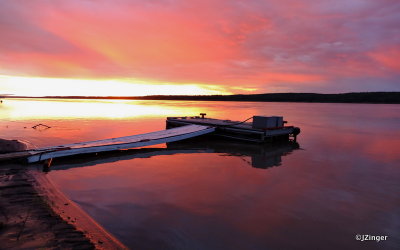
0,162,127,249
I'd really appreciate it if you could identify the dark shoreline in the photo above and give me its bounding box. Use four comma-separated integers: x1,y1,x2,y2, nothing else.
0,161,127,249
0,163,94,249
1,92,400,104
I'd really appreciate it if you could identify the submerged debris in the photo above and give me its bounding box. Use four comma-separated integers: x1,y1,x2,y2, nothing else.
32,124,51,129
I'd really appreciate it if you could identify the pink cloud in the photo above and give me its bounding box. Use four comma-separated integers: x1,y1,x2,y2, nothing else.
369,46,400,72
0,0,399,93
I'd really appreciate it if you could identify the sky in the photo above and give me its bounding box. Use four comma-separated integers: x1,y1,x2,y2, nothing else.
0,0,399,96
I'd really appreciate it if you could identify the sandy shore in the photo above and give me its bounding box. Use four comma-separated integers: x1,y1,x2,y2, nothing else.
0,162,127,249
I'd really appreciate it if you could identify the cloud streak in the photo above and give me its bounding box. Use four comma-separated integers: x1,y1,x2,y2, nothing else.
0,0,399,93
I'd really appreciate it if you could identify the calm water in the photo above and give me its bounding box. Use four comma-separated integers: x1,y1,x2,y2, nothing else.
1,98,399,249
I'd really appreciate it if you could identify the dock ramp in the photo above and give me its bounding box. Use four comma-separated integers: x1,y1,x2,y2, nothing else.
23,125,214,163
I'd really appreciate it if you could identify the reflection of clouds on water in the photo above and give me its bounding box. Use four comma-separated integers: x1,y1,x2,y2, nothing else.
3,99,400,249
0,99,202,120
0,98,205,147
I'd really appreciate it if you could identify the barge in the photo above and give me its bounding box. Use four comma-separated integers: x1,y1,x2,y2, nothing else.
167,114,300,143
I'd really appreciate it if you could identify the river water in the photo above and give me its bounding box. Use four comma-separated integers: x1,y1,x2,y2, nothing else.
1,98,399,249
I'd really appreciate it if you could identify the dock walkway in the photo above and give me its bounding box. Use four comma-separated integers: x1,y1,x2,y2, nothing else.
0,125,214,163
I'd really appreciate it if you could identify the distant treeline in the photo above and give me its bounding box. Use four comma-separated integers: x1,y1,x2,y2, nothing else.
2,92,400,104
129,92,400,103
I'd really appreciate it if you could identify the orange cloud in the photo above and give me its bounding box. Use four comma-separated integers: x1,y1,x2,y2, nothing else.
0,0,399,94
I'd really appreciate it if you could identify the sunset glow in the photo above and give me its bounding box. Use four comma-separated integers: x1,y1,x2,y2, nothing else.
0,75,230,96
0,0,399,95
0,99,204,120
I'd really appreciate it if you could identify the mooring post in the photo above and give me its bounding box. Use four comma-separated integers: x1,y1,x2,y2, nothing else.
43,158,53,172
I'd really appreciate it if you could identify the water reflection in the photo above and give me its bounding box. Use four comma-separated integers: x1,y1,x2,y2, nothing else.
46,139,299,171
167,138,300,169
0,98,206,147
0,98,203,120
3,99,400,249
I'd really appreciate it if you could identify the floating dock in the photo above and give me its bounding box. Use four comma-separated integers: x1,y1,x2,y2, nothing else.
0,125,214,163
166,114,300,143
0,114,300,164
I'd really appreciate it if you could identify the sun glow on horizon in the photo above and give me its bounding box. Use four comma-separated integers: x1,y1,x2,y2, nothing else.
0,75,231,97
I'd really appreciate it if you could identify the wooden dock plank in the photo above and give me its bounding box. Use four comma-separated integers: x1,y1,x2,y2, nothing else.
167,117,257,131
39,124,213,150
171,117,255,130
166,117,300,142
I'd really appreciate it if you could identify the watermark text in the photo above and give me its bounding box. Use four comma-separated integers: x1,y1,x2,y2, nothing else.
355,234,388,242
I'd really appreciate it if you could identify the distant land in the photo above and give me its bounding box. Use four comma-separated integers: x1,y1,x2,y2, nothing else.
1,92,400,104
